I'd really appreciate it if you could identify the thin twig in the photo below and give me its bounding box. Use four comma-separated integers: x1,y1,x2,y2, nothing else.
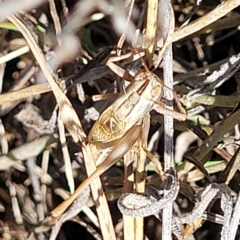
48,0,62,36
160,1,175,239
123,148,135,240
58,116,75,193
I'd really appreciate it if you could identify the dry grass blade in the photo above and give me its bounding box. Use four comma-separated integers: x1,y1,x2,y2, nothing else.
8,12,116,240
153,2,175,68
122,148,135,240
58,116,75,194
158,1,175,239
134,116,150,239
144,0,158,67
0,82,52,105
173,0,240,42
193,95,240,107
82,146,117,240
178,108,240,177
8,14,86,142
217,146,240,184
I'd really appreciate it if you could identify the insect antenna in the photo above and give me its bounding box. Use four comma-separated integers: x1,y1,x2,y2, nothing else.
140,56,151,74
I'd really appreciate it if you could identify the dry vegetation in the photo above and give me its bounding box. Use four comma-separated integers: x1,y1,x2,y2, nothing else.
0,0,240,239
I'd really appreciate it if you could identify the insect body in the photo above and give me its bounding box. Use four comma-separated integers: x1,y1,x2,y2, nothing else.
88,71,164,149
51,68,186,220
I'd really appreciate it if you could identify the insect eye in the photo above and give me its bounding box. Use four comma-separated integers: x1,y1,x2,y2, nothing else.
135,72,148,81
151,85,162,98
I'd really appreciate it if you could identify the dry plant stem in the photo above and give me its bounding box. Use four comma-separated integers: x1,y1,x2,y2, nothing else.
64,0,138,44
123,150,134,191
48,0,62,36
26,157,43,219
123,149,135,240
0,65,36,116
153,2,175,69
58,116,75,193
225,152,240,185
0,61,126,106
135,116,150,240
160,1,175,239
162,49,174,238
108,0,140,46
180,0,202,28
178,107,240,177
144,0,158,67
0,45,30,64
174,58,228,85
116,0,135,55
0,82,52,105
200,211,238,226
172,0,240,42
41,150,50,214
187,162,227,182
81,145,117,240
220,193,233,240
